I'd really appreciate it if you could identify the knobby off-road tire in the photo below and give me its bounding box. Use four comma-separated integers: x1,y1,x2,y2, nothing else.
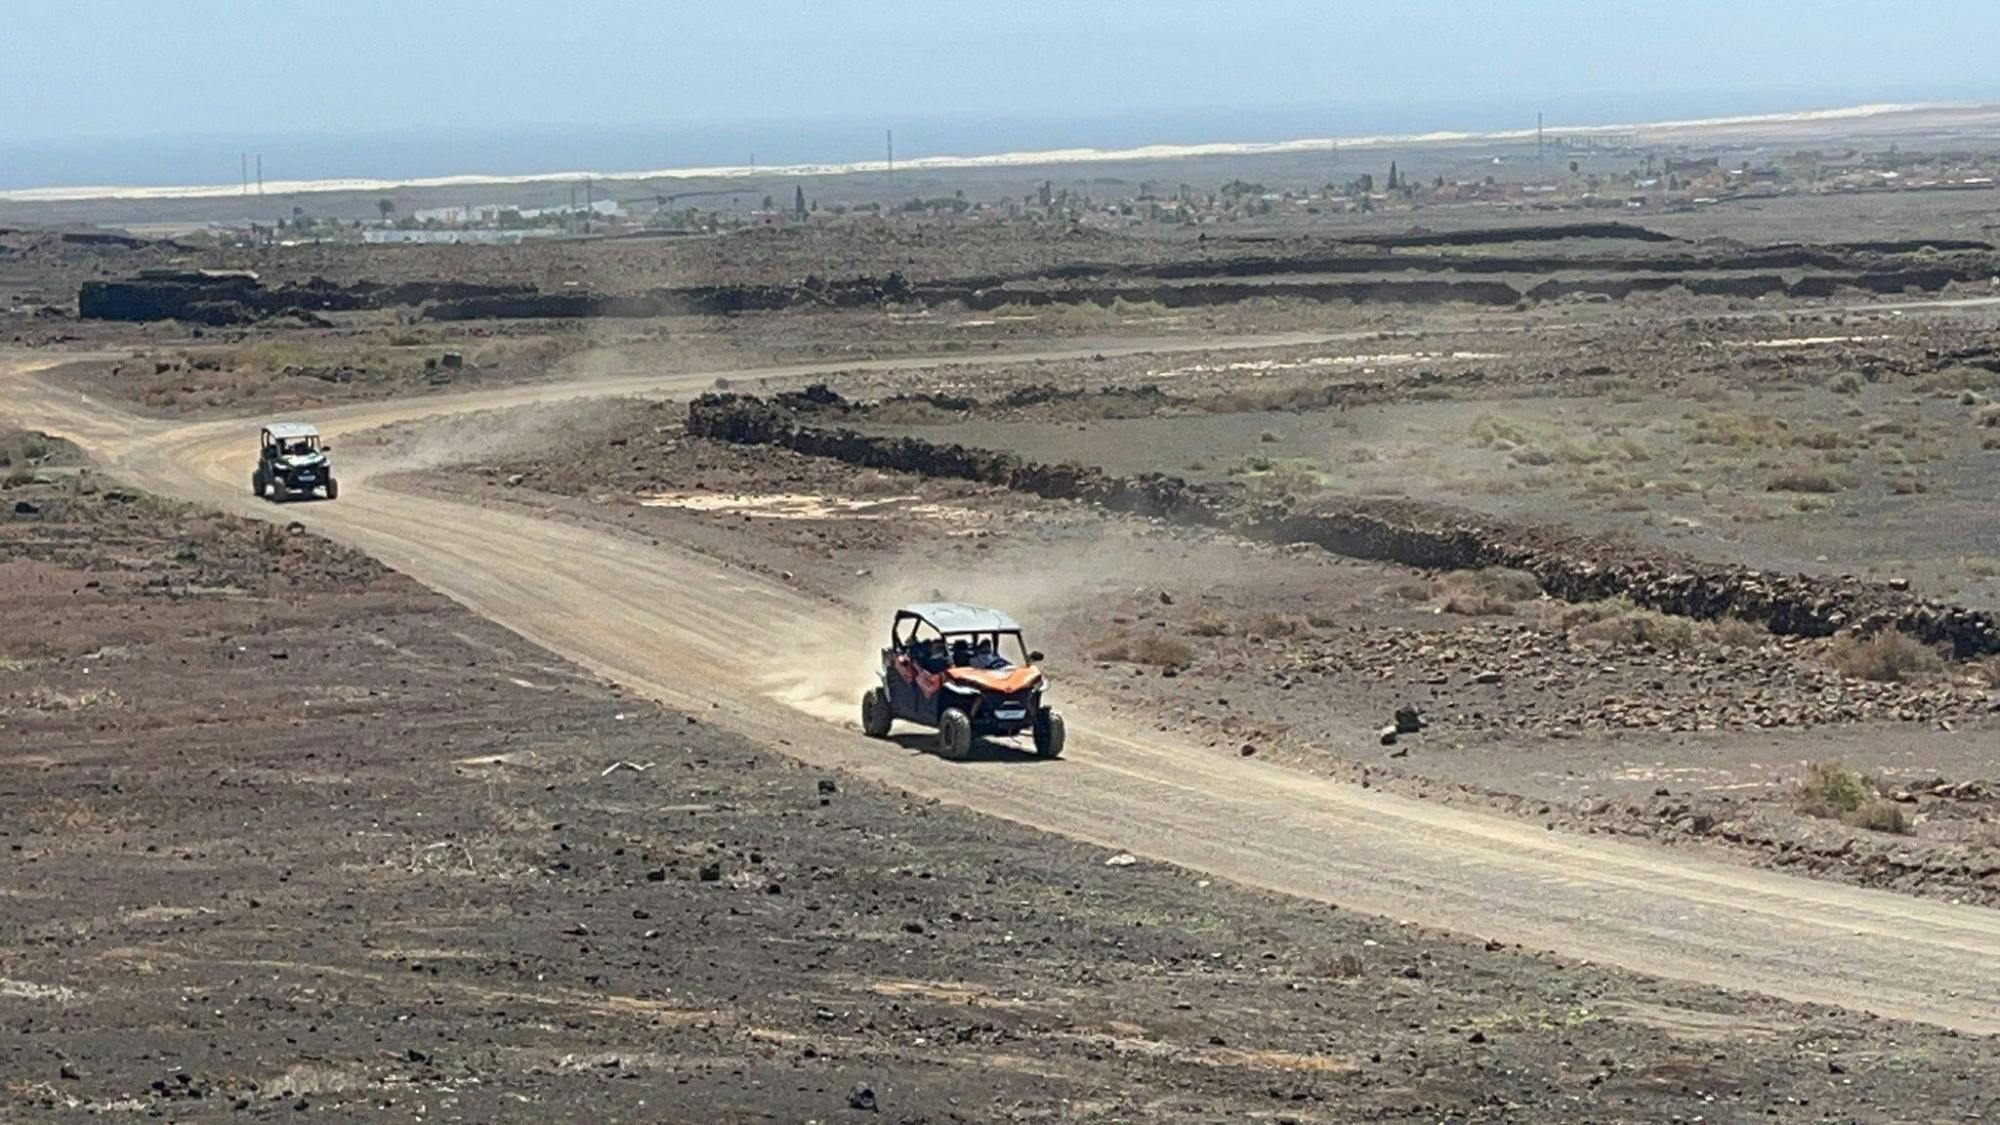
1033,708,1066,759
860,686,892,738
252,468,265,498
324,478,339,500
937,708,973,761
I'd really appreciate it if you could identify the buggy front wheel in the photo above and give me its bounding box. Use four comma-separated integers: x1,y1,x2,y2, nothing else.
1033,708,1065,759
937,708,973,761
860,686,892,738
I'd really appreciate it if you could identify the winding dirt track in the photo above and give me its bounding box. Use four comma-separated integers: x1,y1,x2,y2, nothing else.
8,341,2000,1036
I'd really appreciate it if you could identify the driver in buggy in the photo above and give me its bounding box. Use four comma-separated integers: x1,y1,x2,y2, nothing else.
969,636,1011,670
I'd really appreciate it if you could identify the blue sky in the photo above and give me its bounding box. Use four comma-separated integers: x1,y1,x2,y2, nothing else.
5,0,1998,144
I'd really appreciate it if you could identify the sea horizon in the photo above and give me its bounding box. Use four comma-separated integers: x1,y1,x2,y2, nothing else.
4,90,1996,204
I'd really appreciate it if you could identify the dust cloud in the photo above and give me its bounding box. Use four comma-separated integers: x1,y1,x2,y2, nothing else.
763,522,1224,728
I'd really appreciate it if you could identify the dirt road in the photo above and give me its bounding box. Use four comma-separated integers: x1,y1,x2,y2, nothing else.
9,344,2000,1038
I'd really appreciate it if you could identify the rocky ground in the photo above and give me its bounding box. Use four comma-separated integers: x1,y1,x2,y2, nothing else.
415,402,2000,909
15,447,2000,1121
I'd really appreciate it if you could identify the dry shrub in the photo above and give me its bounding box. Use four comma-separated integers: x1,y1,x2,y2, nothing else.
1433,567,1542,616
1963,555,2000,579
1795,761,1912,835
1381,578,1434,602
1090,633,1193,668
1186,609,1231,637
1766,465,1854,493
1710,618,1769,649
1310,951,1366,980
1469,414,1538,448
1825,632,1945,683
1684,374,1731,402
1247,612,1306,638
1917,365,2000,395
1569,606,1701,651
1976,404,2000,428
1971,656,2000,688
1828,372,1863,395
1694,411,1788,448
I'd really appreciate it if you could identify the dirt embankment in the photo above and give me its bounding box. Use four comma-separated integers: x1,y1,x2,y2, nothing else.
1335,220,1680,247
17,455,1993,1120
687,390,2000,658
70,223,2000,326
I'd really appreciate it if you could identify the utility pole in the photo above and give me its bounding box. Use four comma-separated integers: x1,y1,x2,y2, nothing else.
241,152,248,195
584,177,593,234
886,129,894,179
255,154,263,194
1536,112,1544,168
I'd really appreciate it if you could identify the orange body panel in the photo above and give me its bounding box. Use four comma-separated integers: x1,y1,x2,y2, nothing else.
945,666,1043,694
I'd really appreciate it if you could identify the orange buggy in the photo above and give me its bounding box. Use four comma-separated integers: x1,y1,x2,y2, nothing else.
861,602,1065,760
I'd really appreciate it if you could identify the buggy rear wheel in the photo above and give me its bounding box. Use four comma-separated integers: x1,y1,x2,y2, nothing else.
1033,708,1065,759
937,708,973,761
252,468,265,498
860,686,892,738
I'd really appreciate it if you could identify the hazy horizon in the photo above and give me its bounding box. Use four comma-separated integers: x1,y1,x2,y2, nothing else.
6,92,1998,196
4,0,2000,191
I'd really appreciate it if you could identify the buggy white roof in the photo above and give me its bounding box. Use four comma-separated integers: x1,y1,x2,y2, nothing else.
898,602,1021,633
263,422,320,439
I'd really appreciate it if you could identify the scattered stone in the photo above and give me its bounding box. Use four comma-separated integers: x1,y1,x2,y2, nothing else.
1378,725,1399,746
698,862,722,882
1393,706,1426,734
817,778,838,794
1104,852,1138,867
1471,670,1504,685
847,1082,878,1112
12,500,40,515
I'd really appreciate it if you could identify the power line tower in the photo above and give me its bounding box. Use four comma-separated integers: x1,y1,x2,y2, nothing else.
886,129,894,180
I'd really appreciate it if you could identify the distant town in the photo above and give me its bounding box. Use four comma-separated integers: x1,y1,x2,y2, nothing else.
187,138,2000,249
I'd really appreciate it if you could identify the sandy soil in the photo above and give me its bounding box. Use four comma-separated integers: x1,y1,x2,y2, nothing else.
9,189,2000,1118
18,459,2000,1121
421,405,2000,907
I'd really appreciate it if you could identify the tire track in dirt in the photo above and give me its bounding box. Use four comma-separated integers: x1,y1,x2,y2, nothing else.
9,340,2000,1036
